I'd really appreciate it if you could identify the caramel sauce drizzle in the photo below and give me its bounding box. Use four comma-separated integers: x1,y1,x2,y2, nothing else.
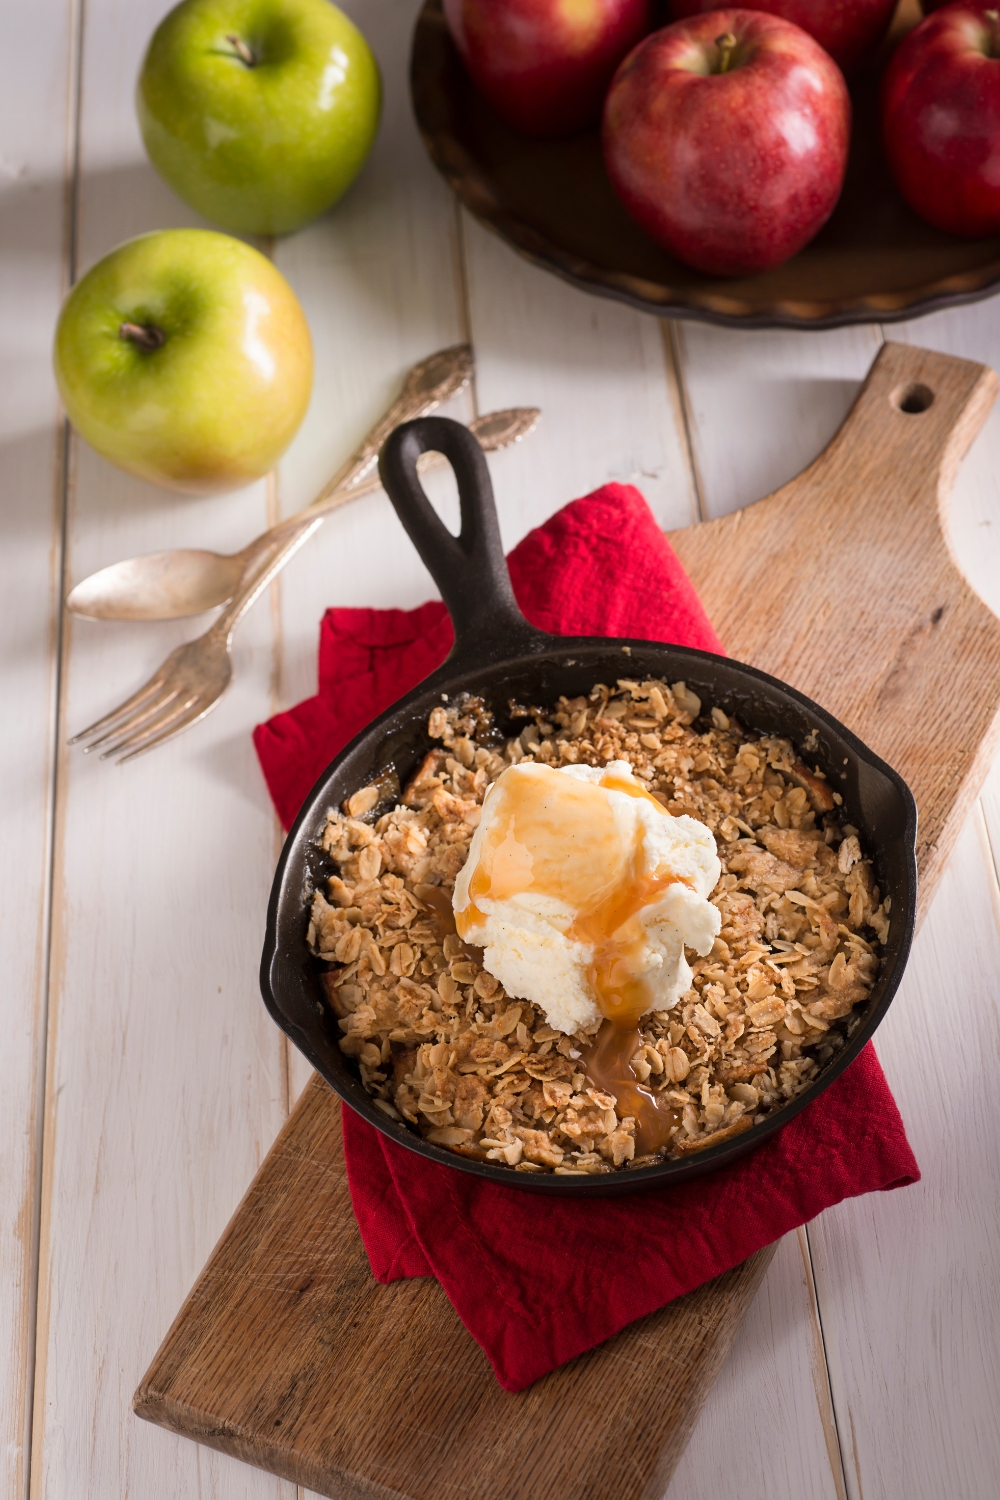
415,883,482,961
584,1024,681,1157
454,763,689,1156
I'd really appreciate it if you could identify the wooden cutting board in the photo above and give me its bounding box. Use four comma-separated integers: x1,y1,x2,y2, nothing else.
134,342,1000,1499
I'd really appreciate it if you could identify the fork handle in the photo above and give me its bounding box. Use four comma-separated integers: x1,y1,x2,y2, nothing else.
208,348,474,641
208,517,323,643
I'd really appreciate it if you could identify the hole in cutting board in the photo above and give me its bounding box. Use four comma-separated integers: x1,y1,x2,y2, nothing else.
892,382,935,415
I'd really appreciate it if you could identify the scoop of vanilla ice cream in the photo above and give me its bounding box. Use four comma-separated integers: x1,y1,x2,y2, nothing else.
452,759,721,1034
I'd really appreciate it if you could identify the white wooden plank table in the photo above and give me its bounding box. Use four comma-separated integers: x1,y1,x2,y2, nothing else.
3,2,999,1497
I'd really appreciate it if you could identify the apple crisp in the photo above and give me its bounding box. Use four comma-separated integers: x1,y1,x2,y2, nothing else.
306,678,888,1175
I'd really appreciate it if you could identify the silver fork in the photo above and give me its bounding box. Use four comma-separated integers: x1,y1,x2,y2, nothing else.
69,401,538,761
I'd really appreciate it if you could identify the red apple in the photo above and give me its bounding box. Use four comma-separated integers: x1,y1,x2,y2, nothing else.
669,0,897,72
443,0,653,136
882,2,1000,236
602,11,851,275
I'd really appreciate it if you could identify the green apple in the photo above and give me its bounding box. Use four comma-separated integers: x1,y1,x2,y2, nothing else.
136,0,381,236
53,229,314,494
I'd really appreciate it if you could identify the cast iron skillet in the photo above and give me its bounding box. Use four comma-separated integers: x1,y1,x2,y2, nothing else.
261,416,918,1197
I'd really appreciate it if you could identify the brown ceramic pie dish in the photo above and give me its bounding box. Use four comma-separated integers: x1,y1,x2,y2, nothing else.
409,0,1000,330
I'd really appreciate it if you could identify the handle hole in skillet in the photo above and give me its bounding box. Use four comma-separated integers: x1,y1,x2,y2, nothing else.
891,382,934,415
413,447,461,538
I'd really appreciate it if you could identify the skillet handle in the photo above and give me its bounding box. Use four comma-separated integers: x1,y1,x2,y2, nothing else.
378,415,547,664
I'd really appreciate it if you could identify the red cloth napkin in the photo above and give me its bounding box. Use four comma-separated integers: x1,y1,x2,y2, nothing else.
255,481,919,1392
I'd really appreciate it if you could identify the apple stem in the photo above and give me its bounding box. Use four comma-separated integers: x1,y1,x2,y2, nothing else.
987,10,999,57
225,33,257,67
119,321,165,352
714,31,738,74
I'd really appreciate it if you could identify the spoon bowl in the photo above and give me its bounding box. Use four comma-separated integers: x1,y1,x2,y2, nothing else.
67,549,246,621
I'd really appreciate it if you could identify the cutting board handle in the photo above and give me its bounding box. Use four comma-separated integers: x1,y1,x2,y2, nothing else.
804,341,997,517
670,339,1000,921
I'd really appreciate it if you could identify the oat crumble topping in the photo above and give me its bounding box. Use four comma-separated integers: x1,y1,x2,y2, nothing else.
306,678,887,1175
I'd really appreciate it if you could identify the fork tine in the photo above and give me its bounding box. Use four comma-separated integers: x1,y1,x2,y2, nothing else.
114,696,216,763
68,673,166,746
82,686,180,754
97,692,198,762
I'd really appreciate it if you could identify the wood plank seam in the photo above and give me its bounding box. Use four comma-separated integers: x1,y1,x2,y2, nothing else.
23,420,74,1500
662,320,707,526
455,209,480,419
803,1224,851,1500
261,457,295,1128
975,799,1000,929
23,0,84,1493
29,462,75,1500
